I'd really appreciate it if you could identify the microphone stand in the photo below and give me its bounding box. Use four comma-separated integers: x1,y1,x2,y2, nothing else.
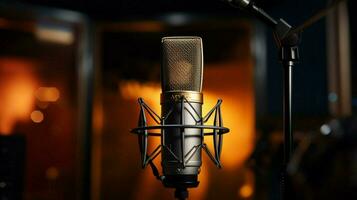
268,18,299,200
229,2,300,199
175,187,189,200
226,0,348,199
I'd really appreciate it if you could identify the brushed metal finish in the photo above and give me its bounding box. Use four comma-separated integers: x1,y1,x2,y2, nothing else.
161,100,202,175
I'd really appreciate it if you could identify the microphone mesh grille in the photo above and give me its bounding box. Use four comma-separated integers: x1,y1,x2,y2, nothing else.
161,37,203,92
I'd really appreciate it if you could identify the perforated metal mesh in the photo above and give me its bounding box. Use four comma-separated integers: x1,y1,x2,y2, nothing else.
161,36,203,92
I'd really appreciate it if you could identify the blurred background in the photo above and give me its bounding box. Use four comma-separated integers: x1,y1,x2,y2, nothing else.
0,0,356,199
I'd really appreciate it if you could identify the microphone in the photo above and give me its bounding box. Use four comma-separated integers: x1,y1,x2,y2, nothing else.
131,36,229,199
160,36,203,188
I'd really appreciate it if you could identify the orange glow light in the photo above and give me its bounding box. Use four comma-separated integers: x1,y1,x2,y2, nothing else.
239,184,254,198
35,87,60,102
30,110,44,123
45,167,59,180
204,63,255,170
0,58,37,134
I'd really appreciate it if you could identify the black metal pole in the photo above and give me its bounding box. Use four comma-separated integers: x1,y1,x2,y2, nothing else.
283,61,293,164
78,18,95,200
175,187,188,200
279,44,299,200
280,60,294,200
223,1,347,199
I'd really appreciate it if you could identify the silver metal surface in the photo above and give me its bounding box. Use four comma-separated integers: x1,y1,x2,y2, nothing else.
161,100,202,175
161,36,204,176
228,0,251,8
239,0,251,7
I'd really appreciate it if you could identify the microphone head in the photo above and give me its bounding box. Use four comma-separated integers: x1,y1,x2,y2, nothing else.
161,36,203,92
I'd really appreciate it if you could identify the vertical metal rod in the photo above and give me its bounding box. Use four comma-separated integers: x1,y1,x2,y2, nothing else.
77,19,95,200
283,62,293,164
281,61,294,200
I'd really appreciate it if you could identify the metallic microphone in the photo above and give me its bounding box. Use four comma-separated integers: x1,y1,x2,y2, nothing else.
132,36,229,199
160,36,203,188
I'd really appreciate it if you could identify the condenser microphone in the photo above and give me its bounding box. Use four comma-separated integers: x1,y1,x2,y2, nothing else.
160,36,203,189
132,36,229,200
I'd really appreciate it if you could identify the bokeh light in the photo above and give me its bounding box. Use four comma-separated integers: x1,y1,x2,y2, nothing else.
31,110,44,123
35,87,60,102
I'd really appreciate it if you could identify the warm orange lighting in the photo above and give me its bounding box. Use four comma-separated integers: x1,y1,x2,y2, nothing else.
30,110,44,123
120,81,162,200
239,184,254,198
119,81,161,159
36,101,49,109
201,92,255,169
93,104,104,133
204,63,255,170
46,167,59,180
120,59,256,199
239,168,255,199
189,165,210,200
35,87,60,102
0,58,37,134
35,26,74,45
119,81,161,103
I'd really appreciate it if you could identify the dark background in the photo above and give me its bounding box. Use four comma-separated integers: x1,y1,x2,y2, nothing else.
1,0,356,199
13,0,335,117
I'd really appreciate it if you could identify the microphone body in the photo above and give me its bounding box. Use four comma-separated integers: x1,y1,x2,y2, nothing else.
131,36,229,199
161,92,202,187
160,37,203,188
